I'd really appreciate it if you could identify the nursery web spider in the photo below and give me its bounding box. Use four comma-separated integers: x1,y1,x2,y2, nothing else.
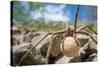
18,5,97,65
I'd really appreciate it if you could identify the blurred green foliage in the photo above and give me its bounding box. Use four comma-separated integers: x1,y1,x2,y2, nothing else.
16,21,96,33
17,21,64,31
28,2,41,9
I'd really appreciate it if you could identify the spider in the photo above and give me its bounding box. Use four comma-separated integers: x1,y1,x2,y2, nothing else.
18,5,97,65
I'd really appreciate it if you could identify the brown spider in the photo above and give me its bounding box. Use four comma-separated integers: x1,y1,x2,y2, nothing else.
18,5,97,65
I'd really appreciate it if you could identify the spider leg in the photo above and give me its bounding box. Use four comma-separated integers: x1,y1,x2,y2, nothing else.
86,25,97,34
75,31,97,44
46,34,55,64
73,5,80,35
18,33,51,65
77,25,97,35
77,25,87,31
46,31,67,64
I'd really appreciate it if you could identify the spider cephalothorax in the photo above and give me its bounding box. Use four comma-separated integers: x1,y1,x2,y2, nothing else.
65,23,73,37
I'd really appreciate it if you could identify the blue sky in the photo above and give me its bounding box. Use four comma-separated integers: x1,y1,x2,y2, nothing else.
13,1,97,23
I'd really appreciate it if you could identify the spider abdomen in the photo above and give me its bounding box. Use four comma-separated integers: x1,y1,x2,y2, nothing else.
61,37,80,57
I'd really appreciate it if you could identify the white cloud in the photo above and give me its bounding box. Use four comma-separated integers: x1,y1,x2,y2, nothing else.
44,4,66,14
44,4,70,22
44,12,69,22
30,7,43,20
30,4,70,22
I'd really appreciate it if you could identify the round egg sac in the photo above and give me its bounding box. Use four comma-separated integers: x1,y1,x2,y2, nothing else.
60,37,80,57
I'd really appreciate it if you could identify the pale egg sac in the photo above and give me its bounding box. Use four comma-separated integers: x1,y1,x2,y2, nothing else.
60,36,80,57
